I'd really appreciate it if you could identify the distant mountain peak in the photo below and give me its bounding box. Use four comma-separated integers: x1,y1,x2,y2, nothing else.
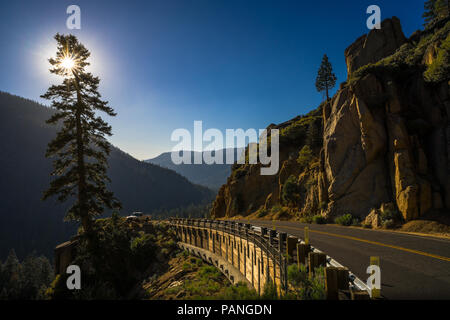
146,148,244,189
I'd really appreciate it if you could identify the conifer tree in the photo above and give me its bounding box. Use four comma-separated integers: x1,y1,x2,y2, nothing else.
315,54,337,101
0,250,22,299
436,0,450,19
424,0,450,26
41,34,121,238
423,0,438,25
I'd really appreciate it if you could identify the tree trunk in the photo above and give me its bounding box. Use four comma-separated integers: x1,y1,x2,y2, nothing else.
325,84,329,101
73,72,92,237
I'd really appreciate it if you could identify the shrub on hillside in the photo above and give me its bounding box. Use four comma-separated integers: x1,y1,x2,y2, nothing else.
218,282,260,300
424,33,450,82
334,214,353,226
287,264,326,300
299,216,313,224
281,175,299,207
380,208,403,223
257,209,268,218
297,145,314,170
312,215,326,224
349,21,450,85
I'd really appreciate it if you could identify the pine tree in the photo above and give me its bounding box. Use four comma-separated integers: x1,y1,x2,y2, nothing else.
1,250,22,299
41,34,121,238
423,0,438,25
424,0,449,26
297,145,313,170
436,0,450,19
315,54,337,101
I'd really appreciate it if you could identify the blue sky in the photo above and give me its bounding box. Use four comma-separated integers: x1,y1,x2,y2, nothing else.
0,0,425,159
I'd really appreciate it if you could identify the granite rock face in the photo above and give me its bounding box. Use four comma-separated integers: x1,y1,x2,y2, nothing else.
321,18,449,220
211,18,450,222
345,17,407,78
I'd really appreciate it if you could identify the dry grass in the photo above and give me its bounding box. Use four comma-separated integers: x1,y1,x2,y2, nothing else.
398,211,450,238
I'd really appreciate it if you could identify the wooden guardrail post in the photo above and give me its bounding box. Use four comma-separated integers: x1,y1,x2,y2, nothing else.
324,267,349,300
324,267,339,300
286,236,298,264
336,267,349,291
308,252,327,277
296,243,311,267
268,229,276,287
351,289,371,300
278,232,288,293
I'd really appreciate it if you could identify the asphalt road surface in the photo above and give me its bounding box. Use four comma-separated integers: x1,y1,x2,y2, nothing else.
236,220,450,300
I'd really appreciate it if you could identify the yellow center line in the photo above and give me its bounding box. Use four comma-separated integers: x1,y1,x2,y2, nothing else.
257,222,450,263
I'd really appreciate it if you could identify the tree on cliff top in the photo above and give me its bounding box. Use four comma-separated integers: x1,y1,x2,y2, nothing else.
41,34,121,239
423,0,450,26
436,0,450,19
424,0,438,25
315,54,337,102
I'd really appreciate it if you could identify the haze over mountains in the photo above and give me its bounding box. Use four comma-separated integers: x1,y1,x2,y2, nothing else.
0,91,214,259
146,148,244,190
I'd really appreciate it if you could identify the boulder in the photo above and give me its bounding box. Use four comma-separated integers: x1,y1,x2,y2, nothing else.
345,17,407,77
364,209,382,229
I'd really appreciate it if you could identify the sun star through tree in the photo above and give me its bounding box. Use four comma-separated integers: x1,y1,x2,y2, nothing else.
41,33,121,238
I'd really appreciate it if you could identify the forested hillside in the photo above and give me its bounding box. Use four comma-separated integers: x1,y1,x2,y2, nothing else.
0,92,214,260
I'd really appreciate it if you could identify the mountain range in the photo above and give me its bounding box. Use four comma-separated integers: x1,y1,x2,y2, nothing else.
146,148,244,190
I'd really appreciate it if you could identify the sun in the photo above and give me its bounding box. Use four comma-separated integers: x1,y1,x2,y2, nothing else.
60,56,75,71
58,50,80,76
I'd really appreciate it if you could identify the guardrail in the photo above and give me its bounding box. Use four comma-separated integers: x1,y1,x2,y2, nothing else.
169,218,371,299
170,218,289,295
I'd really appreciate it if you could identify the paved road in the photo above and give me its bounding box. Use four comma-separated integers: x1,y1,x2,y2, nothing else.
236,220,450,299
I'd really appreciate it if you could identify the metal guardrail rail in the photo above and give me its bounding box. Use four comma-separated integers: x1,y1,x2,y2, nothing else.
171,218,289,293
169,218,370,295
249,224,370,292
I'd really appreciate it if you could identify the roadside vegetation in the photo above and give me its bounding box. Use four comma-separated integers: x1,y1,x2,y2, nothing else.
334,214,360,227
286,264,326,300
145,251,260,300
46,216,178,299
145,250,328,300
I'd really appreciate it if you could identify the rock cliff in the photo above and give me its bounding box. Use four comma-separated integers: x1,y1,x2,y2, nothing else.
211,17,450,222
